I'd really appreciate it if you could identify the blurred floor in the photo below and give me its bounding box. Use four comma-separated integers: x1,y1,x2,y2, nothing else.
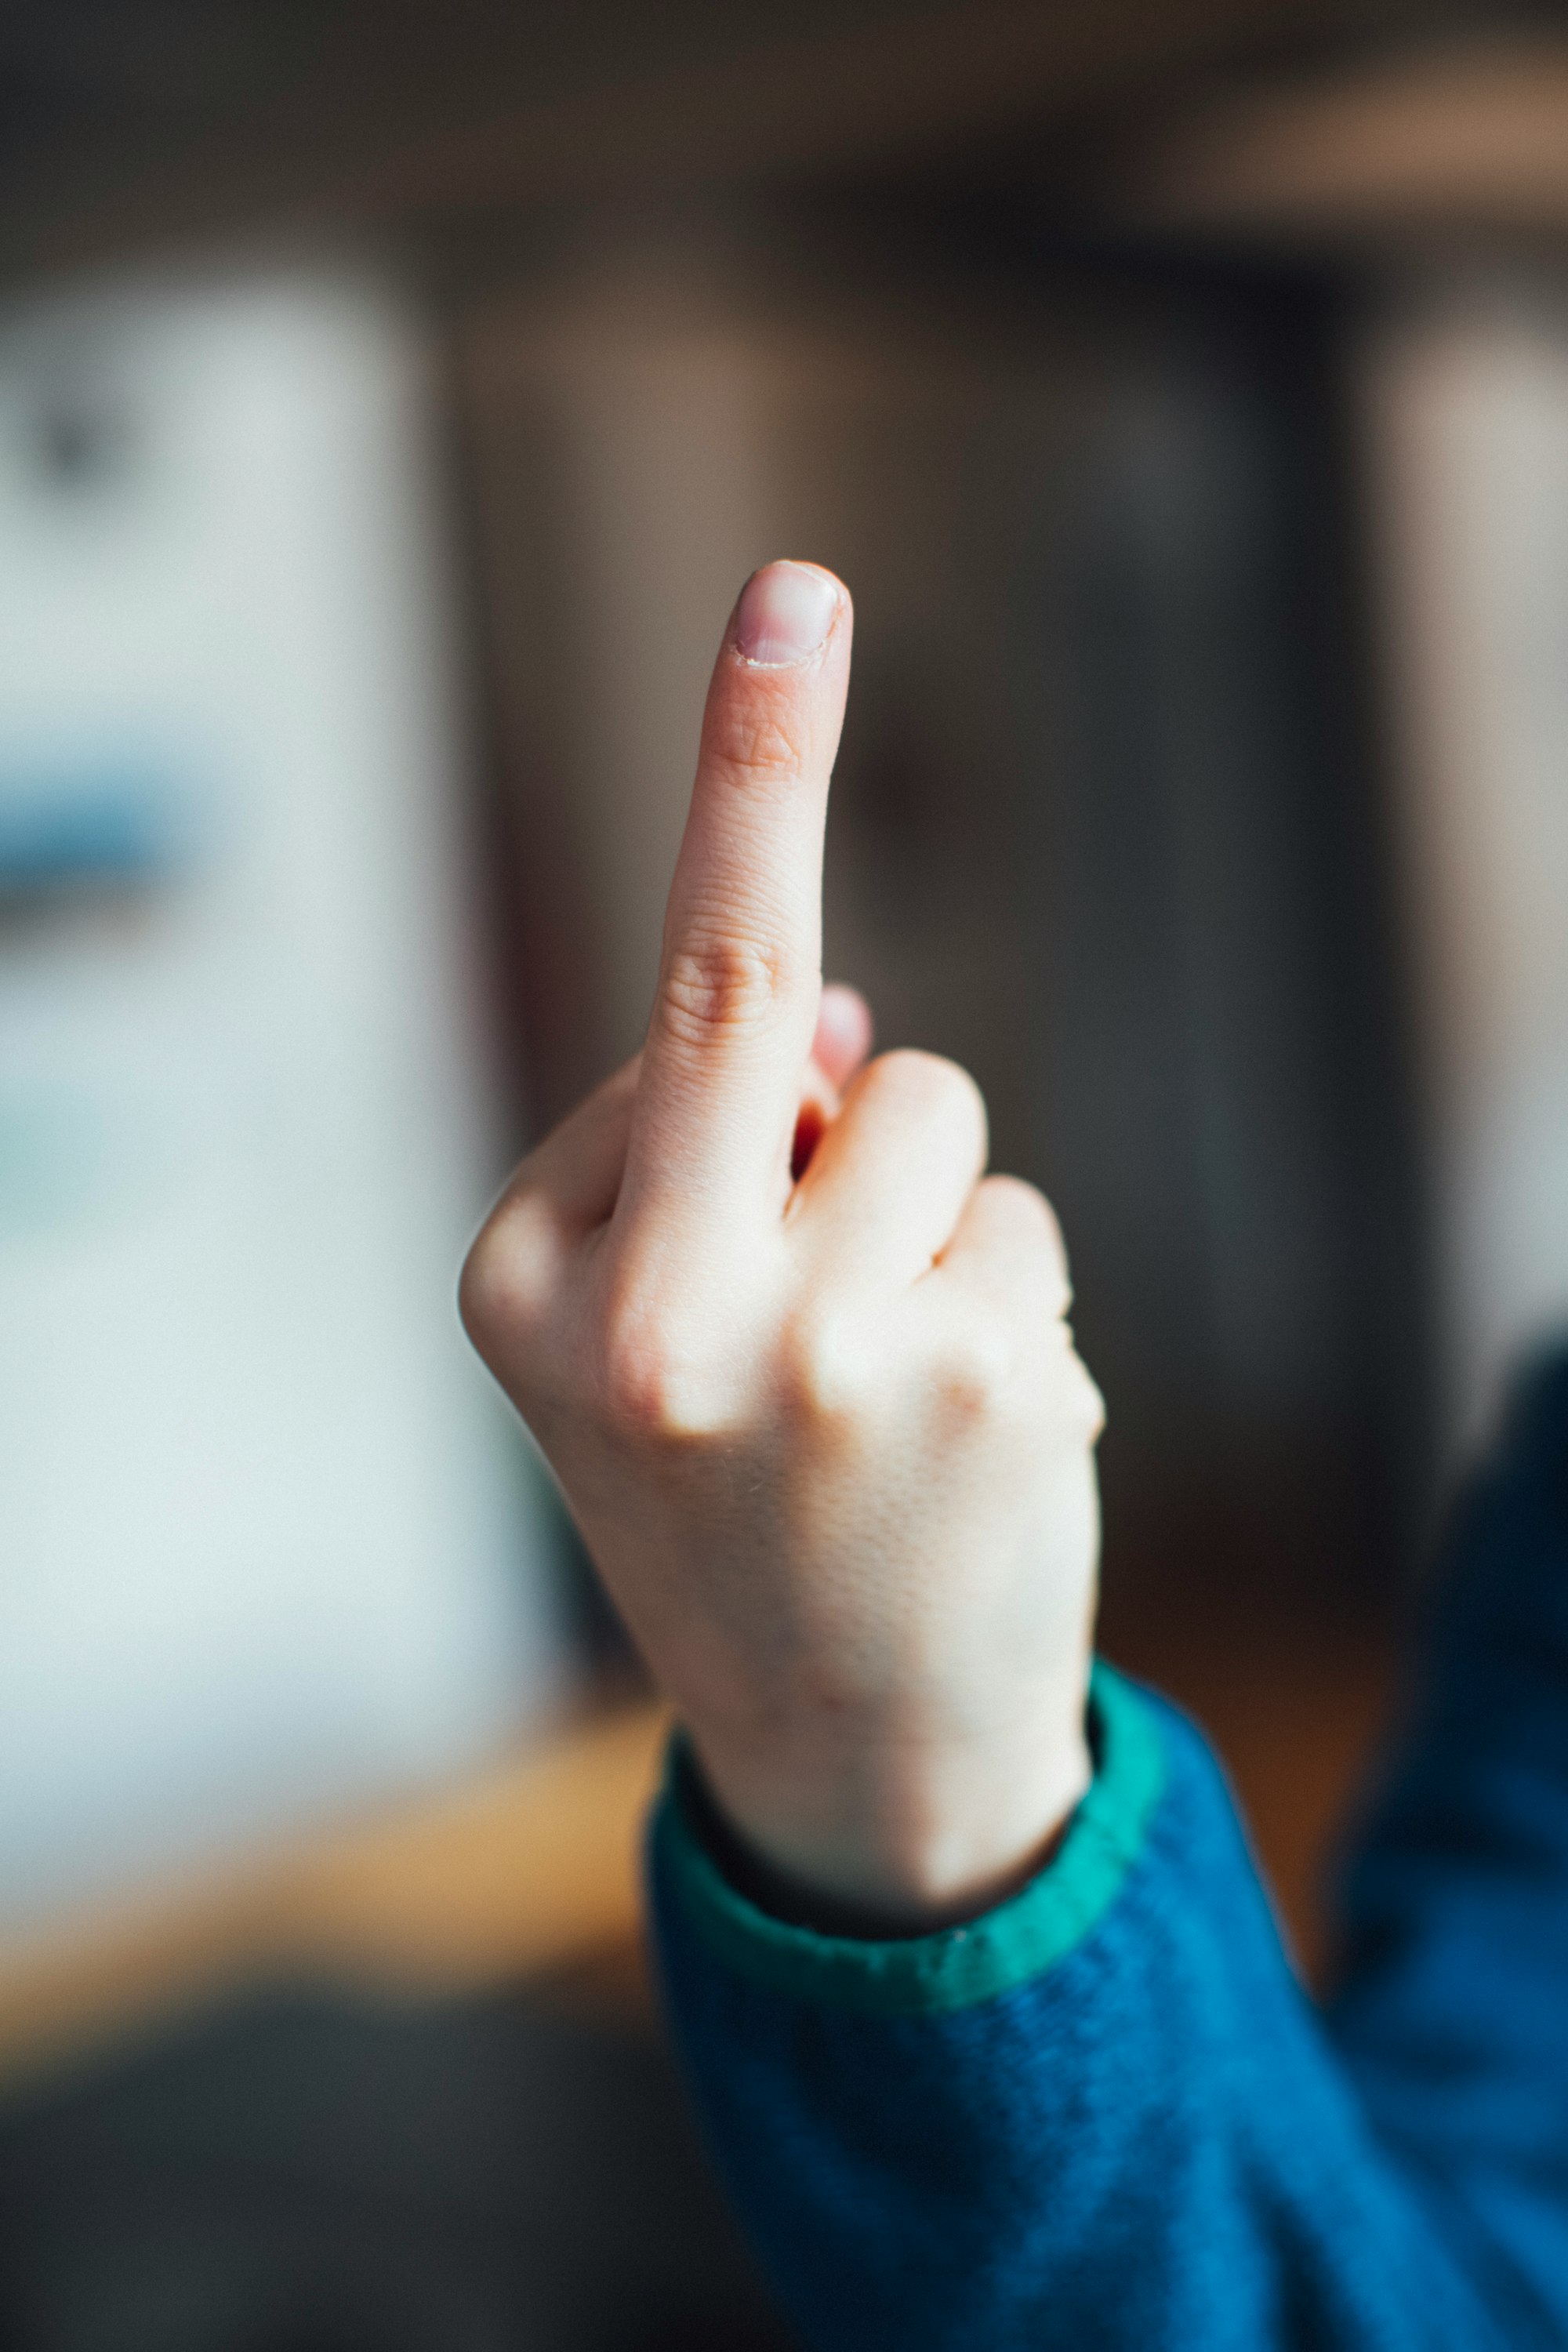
0,1985,795,2352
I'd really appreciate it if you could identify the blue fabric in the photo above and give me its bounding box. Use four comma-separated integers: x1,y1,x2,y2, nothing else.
649,1349,1568,2350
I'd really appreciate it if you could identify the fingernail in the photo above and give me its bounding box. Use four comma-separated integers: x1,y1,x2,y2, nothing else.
733,562,840,667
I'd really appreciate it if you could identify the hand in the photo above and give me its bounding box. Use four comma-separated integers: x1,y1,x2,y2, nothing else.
462,561,1104,1927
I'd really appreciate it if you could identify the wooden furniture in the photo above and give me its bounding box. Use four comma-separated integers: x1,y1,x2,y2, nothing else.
0,1697,666,2092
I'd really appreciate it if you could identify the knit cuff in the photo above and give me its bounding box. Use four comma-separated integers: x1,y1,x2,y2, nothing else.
649,1661,1167,2016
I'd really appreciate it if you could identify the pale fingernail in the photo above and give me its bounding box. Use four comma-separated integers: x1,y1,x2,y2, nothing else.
733,561,840,667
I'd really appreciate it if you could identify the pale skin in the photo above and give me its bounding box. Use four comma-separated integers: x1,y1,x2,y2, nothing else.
461,559,1105,1929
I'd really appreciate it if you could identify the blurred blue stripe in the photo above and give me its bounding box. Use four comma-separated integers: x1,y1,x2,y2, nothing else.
0,775,181,886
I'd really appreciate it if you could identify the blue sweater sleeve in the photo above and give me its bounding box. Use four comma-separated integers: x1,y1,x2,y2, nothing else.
647,1352,1568,2351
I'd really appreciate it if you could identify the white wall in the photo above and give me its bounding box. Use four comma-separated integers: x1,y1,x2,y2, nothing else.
0,271,563,1928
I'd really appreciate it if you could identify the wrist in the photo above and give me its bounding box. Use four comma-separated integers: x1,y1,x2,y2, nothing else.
684,1666,1094,1933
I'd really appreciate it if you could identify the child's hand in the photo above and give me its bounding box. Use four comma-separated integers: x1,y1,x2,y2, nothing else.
462,562,1103,1926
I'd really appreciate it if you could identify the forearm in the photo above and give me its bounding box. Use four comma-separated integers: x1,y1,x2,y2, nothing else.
652,1670,1522,2352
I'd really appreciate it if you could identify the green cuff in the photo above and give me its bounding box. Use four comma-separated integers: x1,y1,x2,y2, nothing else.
652,1661,1167,2017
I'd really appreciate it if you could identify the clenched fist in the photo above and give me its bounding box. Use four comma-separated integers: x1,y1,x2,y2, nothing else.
461,561,1103,1927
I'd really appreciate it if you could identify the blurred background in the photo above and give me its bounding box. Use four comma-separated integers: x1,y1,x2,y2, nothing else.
5,2,1568,2345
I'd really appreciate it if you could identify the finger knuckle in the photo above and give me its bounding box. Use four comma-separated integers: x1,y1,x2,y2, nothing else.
934,1308,1016,1421
779,1301,873,1428
597,1329,673,1438
659,927,800,1052
458,1198,555,1366
1071,1353,1107,1443
982,1174,1071,1279
599,1325,685,1439
866,1048,986,1142
596,1284,731,1444
981,1174,1051,1230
